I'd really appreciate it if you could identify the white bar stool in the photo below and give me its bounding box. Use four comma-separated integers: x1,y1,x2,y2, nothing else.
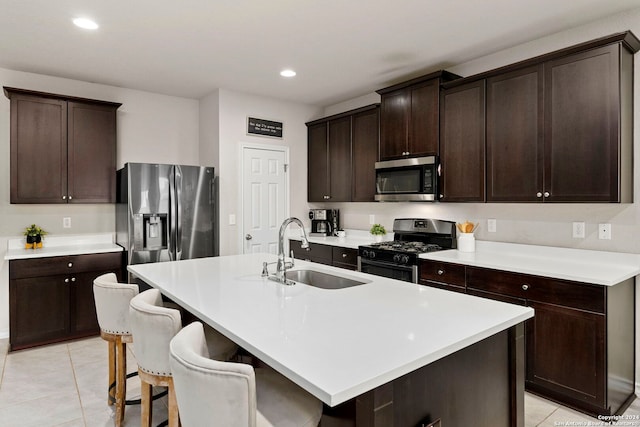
93,272,140,427
130,289,239,427
169,321,323,427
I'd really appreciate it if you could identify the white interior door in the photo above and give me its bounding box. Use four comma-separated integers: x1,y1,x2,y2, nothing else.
242,147,287,254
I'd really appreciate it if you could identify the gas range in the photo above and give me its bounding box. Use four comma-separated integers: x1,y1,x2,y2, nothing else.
358,219,457,283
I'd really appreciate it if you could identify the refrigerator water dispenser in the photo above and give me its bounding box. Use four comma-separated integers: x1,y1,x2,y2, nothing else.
133,213,167,250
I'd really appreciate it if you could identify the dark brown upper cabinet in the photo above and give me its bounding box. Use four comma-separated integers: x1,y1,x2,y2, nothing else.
377,71,459,161
486,66,544,202
439,80,486,202
307,104,379,202
4,87,121,204
446,31,638,203
543,44,632,202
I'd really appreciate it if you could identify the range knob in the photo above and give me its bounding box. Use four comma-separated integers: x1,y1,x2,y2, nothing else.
400,255,410,264
393,254,401,263
369,251,376,259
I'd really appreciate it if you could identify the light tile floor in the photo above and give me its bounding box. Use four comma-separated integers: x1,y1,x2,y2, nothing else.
1,336,640,426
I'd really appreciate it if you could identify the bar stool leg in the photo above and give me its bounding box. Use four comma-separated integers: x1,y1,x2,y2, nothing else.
167,378,179,427
141,376,153,427
108,340,116,406
115,337,126,427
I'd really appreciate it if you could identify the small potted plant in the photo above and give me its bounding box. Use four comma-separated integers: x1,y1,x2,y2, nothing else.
370,223,387,243
23,224,47,249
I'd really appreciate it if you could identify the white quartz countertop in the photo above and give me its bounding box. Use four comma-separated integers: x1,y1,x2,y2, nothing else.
4,234,122,260
420,240,640,286
128,253,533,406
288,228,389,249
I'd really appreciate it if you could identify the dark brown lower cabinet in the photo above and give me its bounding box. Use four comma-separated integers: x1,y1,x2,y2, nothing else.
468,267,634,417
419,259,635,417
289,240,357,270
9,252,123,351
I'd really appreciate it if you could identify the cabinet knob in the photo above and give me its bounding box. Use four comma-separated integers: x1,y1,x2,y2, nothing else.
437,269,445,275
536,192,543,198
68,195,72,200
71,277,76,282
439,194,444,199
543,192,550,198
522,284,529,291
245,234,253,241
342,253,347,258
62,195,67,200
64,278,70,283
68,262,73,268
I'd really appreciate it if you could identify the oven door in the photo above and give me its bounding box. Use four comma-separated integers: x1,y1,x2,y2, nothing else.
374,156,437,202
358,257,418,283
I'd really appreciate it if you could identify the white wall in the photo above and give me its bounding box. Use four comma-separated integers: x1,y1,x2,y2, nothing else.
201,89,322,255
0,68,201,337
317,7,640,255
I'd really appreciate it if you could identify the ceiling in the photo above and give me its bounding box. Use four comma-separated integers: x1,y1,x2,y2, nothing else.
1,0,638,107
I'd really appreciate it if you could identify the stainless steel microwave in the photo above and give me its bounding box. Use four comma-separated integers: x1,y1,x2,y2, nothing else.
374,156,438,202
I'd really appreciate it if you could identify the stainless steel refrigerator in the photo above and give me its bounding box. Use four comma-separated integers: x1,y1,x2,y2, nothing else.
116,163,218,281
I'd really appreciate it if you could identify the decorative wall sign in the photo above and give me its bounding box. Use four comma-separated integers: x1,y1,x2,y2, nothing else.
247,117,283,138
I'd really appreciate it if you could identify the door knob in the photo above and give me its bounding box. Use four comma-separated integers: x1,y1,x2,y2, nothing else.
245,234,253,240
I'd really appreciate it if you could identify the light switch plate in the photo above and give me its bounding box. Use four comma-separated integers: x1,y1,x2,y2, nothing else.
63,217,71,228
369,215,375,225
598,223,611,240
229,214,236,225
487,219,497,233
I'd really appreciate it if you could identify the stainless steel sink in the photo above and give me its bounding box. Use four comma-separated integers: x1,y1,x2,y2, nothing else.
284,269,370,289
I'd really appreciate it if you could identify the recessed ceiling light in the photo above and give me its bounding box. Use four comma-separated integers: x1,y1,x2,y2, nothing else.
280,69,296,78
73,18,99,30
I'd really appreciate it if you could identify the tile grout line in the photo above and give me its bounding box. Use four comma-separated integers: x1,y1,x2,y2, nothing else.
67,343,88,427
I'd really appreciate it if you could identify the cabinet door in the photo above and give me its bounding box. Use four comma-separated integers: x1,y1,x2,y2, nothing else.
379,89,409,160
487,66,544,202
71,270,109,336
10,95,67,204
352,107,379,202
328,116,352,202
307,123,329,202
67,102,118,203
544,45,620,202
526,301,605,408
440,80,486,202
10,276,69,350
409,80,439,157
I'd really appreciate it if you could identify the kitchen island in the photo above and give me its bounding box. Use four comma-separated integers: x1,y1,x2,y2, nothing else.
129,253,533,427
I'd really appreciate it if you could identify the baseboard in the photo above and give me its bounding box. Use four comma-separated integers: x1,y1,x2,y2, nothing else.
0,330,9,340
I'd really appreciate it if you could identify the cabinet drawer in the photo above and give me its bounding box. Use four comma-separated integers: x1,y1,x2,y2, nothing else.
332,247,357,267
10,252,122,279
289,240,332,264
420,260,466,287
466,267,605,313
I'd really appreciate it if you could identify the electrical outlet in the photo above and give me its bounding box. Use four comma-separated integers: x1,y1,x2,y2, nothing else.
63,217,71,228
572,222,585,238
598,223,611,240
369,214,375,225
487,219,497,233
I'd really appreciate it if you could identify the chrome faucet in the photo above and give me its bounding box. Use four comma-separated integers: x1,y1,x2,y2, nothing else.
263,217,309,285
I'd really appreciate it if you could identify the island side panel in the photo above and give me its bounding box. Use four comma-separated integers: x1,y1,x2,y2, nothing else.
355,326,521,427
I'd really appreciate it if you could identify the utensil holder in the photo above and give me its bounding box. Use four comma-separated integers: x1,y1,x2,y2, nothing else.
457,233,475,252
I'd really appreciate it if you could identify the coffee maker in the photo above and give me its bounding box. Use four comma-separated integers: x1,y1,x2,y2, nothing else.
309,209,339,236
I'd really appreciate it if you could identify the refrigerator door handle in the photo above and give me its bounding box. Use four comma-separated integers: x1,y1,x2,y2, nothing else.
169,166,177,261
175,165,183,260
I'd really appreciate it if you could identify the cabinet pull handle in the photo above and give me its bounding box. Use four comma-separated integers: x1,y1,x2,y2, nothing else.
543,192,550,198
522,284,529,291
536,192,543,198
437,269,444,275
68,262,73,268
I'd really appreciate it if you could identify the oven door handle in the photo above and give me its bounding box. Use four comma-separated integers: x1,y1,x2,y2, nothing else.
358,257,415,272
